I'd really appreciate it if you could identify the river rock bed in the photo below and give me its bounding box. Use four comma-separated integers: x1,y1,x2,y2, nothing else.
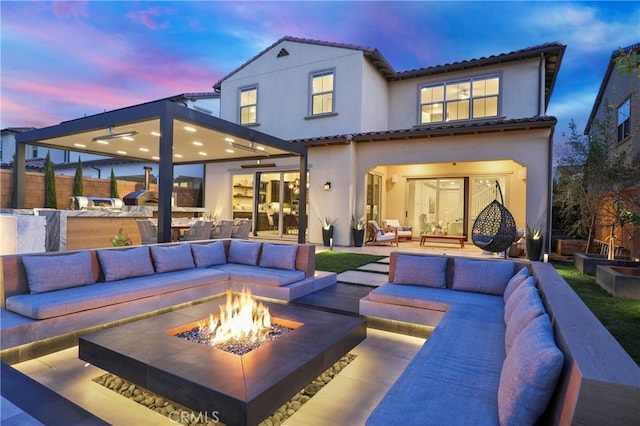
175,324,293,355
93,353,356,425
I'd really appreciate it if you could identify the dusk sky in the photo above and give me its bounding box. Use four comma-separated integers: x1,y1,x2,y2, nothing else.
1,1,639,143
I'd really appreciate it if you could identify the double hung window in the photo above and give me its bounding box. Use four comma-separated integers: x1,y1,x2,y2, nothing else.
311,70,334,115
617,98,630,142
420,75,499,124
239,86,257,125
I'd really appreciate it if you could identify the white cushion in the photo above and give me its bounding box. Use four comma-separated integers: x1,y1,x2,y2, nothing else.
23,252,95,294
97,246,155,282
504,267,530,302
393,255,447,288
452,258,515,295
190,241,227,268
227,240,262,266
150,244,195,273
259,243,298,270
498,314,564,425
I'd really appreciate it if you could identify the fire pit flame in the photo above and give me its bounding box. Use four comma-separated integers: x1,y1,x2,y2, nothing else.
204,289,273,345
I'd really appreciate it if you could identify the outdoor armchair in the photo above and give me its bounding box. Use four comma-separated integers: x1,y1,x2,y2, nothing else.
366,220,398,246
382,219,413,241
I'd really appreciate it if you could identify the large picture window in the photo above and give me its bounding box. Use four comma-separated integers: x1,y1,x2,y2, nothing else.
239,86,257,125
420,75,499,124
311,70,334,115
617,98,631,142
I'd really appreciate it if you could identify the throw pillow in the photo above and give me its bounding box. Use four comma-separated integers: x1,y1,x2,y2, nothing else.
505,289,545,352
190,241,227,268
392,255,447,288
504,277,537,323
23,251,95,294
150,244,195,273
498,314,564,426
452,258,515,295
97,246,155,282
227,240,262,266
259,243,298,270
503,266,530,302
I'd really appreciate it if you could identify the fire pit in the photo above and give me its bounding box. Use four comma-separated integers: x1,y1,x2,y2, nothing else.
172,290,297,355
79,293,366,426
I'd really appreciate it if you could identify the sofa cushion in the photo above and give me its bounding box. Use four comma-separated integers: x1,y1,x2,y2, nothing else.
97,246,155,282
392,255,447,288
150,244,195,273
503,267,530,302
505,288,545,352
190,241,227,268
6,268,229,320
259,243,298,270
498,314,564,426
213,263,305,287
227,240,262,266
452,258,515,295
22,251,95,294
504,277,537,323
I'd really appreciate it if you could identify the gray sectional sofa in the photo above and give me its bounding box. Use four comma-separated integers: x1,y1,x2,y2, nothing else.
0,239,335,363
361,252,640,426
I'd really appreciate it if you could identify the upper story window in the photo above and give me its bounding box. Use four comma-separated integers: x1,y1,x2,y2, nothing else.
420,75,499,124
617,98,630,142
239,86,257,125
311,70,334,115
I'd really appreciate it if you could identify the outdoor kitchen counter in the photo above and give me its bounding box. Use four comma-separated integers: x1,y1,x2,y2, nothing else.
37,207,210,251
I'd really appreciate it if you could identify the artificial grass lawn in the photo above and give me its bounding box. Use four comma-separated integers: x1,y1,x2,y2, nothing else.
315,251,385,273
551,260,640,365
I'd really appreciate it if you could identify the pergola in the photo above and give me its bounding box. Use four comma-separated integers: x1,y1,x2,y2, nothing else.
15,100,308,243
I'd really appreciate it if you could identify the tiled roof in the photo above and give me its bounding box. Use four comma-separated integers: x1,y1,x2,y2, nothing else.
584,42,640,134
291,116,558,146
1,127,36,134
213,37,565,108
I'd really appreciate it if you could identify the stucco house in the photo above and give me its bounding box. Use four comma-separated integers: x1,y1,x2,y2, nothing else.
583,42,640,257
206,37,566,248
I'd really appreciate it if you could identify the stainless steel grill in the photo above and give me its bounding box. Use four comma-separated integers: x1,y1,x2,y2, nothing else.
72,196,124,211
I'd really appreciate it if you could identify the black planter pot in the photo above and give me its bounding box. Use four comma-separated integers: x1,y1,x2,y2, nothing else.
352,228,365,247
526,237,544,261
322,226,334,247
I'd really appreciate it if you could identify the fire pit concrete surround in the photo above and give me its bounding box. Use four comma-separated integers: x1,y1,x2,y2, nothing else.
79,297,366,426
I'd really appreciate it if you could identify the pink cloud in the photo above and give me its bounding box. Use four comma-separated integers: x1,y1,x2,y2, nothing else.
52,1,89,19
126,6,174,30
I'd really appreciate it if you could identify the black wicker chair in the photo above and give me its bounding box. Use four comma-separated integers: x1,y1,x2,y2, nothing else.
472,181,517,257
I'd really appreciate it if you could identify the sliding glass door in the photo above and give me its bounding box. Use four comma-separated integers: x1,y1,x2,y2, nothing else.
408,178,467,236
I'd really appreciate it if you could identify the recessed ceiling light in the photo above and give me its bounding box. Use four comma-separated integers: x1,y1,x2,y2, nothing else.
225,148,234,154
198,152,207,156
184,126,196,132
174,154,183,158
74,143,86,148
152,156,160,160
192,141,203,146
224,137,235,143
139,147,149,152
122,136,134,141
256,145,265,151
95,140,109,145
151,131,161,137
116,150,127,155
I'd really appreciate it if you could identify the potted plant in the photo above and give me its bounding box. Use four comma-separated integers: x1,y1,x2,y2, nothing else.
526,223,543,261
111,228,132,247
319,216,337,247
350,214,366,247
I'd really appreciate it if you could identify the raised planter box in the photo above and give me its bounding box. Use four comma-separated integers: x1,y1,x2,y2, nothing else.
596,265,640,299
574,253,640,275
556,239,587,256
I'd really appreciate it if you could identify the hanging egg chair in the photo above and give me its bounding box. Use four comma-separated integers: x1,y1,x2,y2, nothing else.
472,181,517,255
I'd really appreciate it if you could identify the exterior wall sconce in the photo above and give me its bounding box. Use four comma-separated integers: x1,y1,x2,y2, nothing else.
324,182,331,191
391,174,398,184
